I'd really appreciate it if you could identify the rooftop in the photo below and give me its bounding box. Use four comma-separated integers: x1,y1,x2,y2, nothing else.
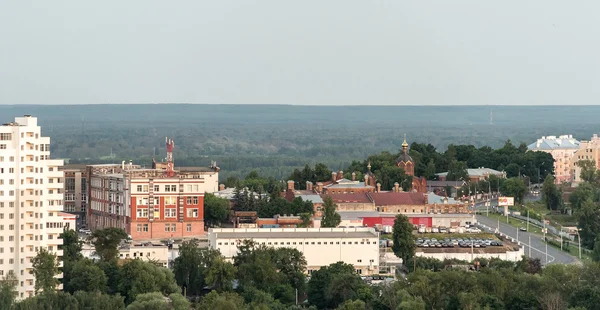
323,193,372,204
369,192,427,205
209,227,378,239
297,194,324,204
436,168,504,178
528,135,580,150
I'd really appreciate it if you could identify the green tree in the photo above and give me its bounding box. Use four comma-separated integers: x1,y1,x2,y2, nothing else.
117,259,180,304
60,229,83,262
72,291,126,310
321,196,341,228
31,248,59,294
336,299,367,310
577,199,600,248
91,227,128,262
127,292,190,310
446,160,469,181
298,213,312,228
577,159,598,184
425,159,437,180
392,214,416,264
204,193,230,228
0,272,17,309
592,238,600,262
542,175,562,210
68,258,108,293
307,262,356,309
204,256,237,292
172,240,216,296
500,178,527,204
197,291,246,310
569,182,597,210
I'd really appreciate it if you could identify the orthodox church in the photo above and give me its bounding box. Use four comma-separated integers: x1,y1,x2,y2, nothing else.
395,135,427,193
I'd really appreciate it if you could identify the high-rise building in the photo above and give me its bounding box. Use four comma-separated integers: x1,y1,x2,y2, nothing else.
0,115,68,299
528,135,580,184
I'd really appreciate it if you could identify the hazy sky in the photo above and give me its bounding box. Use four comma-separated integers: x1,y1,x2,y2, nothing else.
1,1,599,105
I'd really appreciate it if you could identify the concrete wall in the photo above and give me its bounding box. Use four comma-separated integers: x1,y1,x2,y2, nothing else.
416,248,524,262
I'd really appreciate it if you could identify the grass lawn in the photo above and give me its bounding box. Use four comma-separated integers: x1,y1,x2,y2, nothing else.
482,213,543,234
546,214,578,228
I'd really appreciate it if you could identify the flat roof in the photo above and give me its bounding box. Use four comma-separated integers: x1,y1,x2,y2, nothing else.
213,231,377,239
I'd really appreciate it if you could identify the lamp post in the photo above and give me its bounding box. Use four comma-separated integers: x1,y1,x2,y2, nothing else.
576,229,582,259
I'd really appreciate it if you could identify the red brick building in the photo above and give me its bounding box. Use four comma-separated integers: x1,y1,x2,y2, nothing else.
87,162,219,240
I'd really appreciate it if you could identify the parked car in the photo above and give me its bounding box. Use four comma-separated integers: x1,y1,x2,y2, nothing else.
519,227,527,232
466,227,481,233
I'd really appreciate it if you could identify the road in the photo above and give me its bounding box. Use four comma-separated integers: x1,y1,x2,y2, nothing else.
476,215,578,265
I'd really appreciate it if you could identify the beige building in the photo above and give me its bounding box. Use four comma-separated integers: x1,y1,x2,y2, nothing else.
82,242,170,267
528,135,580,184
208,227,380,275
570,134,600,186
0,115,68,299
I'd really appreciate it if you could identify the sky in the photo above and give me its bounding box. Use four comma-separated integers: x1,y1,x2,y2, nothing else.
1,1,599,106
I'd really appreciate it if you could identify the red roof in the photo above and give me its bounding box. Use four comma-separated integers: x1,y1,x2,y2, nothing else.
321,193,372,204
368,192,426,206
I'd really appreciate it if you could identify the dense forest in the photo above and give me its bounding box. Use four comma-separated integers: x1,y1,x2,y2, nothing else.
1,104,596,180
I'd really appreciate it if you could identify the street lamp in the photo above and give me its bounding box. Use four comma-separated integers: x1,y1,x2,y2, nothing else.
576,229,582,259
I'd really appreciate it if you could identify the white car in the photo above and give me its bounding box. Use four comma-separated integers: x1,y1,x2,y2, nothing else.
466,227,481,233
79,228,91,235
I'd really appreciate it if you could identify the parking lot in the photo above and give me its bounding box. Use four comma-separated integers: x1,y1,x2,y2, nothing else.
416,236,504,249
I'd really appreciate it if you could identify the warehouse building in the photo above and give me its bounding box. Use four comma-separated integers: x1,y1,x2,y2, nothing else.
208,227,380,275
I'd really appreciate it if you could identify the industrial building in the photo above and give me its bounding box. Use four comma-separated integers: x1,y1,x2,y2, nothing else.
208,227,380,275
0,115,70,299
87,138,220,240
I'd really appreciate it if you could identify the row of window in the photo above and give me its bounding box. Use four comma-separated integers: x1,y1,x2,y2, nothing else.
0,155,51,163
136,223,194,232
135,184,201,193
135,196,200,206
64,193,87,201
217,240,377,246
136,208,199,218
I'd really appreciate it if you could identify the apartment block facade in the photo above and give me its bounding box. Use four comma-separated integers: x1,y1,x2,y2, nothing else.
87,163,219,240
60,164,88,227
0,115,67,299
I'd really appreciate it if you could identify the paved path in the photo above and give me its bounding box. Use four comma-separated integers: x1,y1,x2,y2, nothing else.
476,215,578,265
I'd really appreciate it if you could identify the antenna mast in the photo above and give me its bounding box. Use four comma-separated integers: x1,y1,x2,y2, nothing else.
165,137,175,177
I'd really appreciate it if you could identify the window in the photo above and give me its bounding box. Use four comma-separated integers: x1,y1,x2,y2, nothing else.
164,196,176,205
186,197,192,204
193,196,199,204
187,208,198,218
0,144,5,149
170,185,177,192
186,224,192,232
165,208,176,218
154,185,159,192
0,133,11,141
136,185,143,192
164,224,177,232
143,185,148,192
136,208,148,218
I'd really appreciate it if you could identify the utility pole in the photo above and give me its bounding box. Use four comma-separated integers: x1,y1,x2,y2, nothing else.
527,210,529,232
517,226,519,243
529,234,531,257
546,242,548,264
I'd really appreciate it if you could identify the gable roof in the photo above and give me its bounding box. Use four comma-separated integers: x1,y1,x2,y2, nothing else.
528,135,580,151
368,192,427,206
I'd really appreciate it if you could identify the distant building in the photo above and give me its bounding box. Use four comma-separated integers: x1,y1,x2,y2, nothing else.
528,135,580,184
60,164,88,227
87,138,220,240
436,167,505,182
570,134,600,186
208,227,380,275
396,136,427,193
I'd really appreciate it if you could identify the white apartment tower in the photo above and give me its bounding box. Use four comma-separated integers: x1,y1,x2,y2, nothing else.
0,115,66,299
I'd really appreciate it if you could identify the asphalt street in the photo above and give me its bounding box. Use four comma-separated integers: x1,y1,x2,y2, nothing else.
476,214,578,265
